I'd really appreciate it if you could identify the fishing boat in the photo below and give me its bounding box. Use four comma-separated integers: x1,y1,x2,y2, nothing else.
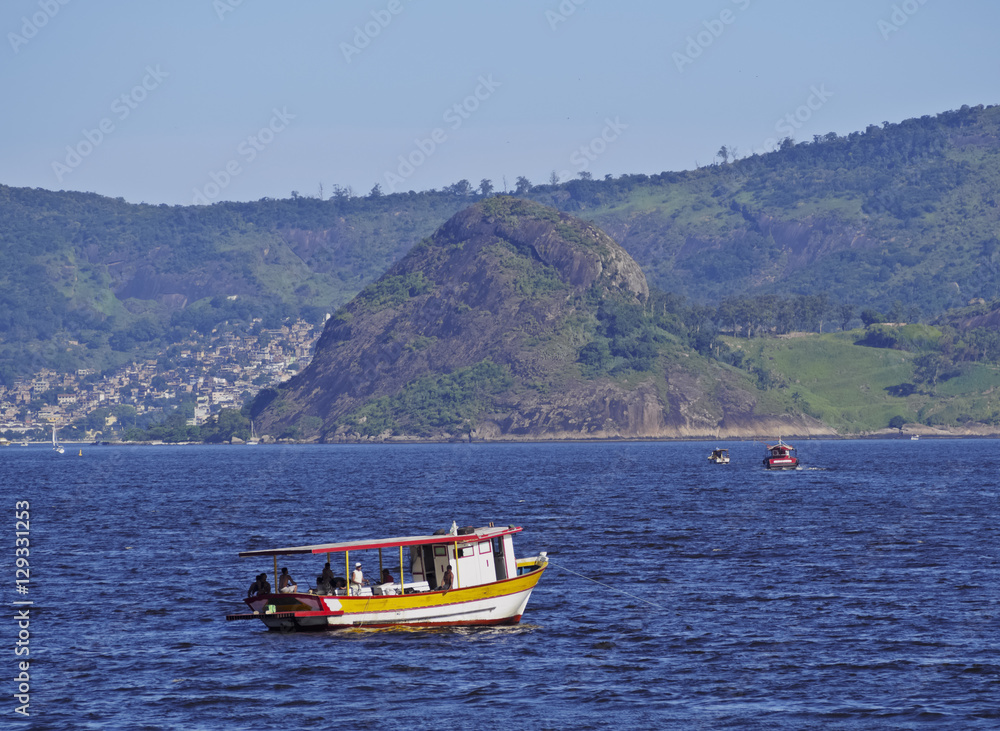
763,438,798,470
227,523,548,631
708,448,730,464
51,425,64,454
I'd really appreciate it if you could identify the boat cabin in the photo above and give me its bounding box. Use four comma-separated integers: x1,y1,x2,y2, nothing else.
409,527,516,590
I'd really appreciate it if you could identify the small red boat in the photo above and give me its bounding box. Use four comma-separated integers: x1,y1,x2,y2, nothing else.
763,438,799,470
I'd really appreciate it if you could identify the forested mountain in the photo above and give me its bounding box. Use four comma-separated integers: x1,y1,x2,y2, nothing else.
256,197,832,441
538,103,1000,316
3,103,1000,387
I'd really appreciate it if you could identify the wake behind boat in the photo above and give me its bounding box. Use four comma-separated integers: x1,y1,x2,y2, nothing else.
227,523,547,631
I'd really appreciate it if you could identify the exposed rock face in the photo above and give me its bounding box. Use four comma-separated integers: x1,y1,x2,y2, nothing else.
438,202,649,299
257,197,831,441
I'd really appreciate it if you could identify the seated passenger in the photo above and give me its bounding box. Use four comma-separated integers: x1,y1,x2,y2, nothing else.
381,569,393,584
314,574,332,595
256,575,272,595
247,573,265,597
435,564,454,592
278,567,298,593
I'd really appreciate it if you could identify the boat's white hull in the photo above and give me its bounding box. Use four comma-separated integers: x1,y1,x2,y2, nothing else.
235,562,547,631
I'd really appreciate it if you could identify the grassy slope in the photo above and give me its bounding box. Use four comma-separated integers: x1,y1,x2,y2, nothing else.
731,331,1000,432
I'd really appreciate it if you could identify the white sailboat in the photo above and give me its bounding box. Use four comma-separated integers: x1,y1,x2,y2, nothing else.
52,425,65,454
246,420,259,445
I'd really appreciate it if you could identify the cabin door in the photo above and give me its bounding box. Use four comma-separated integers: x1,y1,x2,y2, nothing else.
422,546,439,589
492,538,507,581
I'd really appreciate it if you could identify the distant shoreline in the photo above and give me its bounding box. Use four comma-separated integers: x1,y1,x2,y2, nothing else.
19,430,998,447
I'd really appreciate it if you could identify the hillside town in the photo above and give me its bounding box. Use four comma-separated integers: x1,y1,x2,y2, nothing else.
0,319,321,441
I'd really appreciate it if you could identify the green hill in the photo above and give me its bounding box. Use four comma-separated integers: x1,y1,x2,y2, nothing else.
527,103,1000,315
255,197,832,441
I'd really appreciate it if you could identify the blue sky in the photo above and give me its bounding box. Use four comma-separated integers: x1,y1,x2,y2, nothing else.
2,0,996,205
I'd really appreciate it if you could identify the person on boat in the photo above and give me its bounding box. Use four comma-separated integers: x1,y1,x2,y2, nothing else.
350,563,368,595
278,567,298,593
247,573,264,597
380,569,393,584
436,565,454,592
321,562,335,583
256,574,272,595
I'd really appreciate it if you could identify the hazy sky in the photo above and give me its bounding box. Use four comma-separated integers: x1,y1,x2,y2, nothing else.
2,1,996,205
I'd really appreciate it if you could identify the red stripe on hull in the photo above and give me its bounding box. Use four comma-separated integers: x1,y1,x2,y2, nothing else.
268,614,521,632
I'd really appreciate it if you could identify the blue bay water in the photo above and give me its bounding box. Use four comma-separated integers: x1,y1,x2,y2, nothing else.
3,439,1000,729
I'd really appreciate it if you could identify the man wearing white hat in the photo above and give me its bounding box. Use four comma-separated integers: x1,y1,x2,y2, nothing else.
350,562,367,595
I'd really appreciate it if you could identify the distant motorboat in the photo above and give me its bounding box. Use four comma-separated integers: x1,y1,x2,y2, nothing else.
708,448,730,464
910,434,920,441
763,438,798,470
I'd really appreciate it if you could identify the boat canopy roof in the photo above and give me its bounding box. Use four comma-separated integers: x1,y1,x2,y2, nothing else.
238,525,522,558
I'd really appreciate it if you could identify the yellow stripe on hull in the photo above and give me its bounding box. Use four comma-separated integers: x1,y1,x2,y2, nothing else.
338,567,544,615
249,565,547,630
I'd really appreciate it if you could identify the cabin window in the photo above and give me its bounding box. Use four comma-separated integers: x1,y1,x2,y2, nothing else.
491,537,507,581
478,541,490,554
433,545,447,557
459,546,475,558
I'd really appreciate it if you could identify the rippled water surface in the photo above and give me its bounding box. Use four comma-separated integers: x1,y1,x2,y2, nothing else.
5,439,1000,729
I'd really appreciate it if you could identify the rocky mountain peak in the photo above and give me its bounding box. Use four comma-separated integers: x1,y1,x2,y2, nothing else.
436,196,649,300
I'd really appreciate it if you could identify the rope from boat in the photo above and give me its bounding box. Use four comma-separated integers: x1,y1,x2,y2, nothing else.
545,560,665,610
